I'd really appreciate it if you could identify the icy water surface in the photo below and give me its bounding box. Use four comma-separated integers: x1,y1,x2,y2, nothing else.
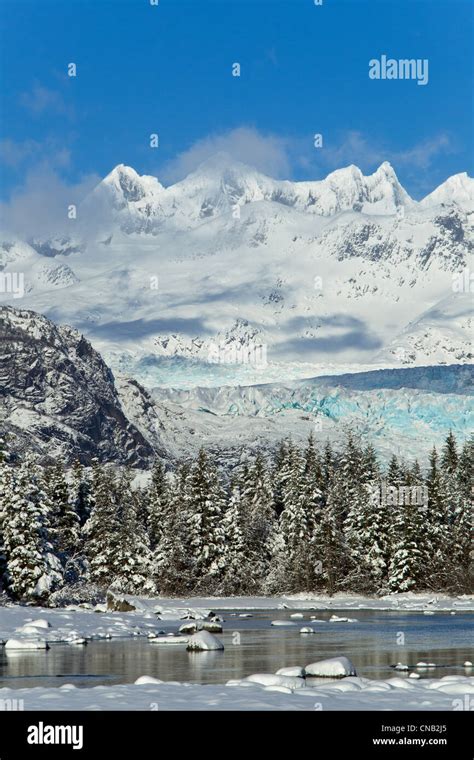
0,609,472,689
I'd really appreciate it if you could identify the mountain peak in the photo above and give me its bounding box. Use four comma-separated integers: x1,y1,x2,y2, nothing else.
420,171,474,209
97,164,164,208
377,160,394,171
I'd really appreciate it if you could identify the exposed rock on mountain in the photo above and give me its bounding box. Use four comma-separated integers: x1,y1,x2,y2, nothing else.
0,306,158,465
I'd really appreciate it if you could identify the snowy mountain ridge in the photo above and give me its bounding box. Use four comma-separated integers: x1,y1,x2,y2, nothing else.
1,157,472,387
90,158,473,233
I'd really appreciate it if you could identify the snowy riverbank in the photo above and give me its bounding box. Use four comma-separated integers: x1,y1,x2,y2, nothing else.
1,674,473,711
143,592,474,613
1,594,472,711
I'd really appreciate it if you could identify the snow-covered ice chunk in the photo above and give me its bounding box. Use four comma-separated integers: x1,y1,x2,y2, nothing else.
271,620,297,627
134,676,163,685
149,635,188,646
186,631,224,651
329,615,358,623
15,624,49,635
393,663,409,671
276,666,305,678
290,613,304,619
178,620,222,634
300,627,316,634
27,619,51,629
5,638,49,650
305,656,357,678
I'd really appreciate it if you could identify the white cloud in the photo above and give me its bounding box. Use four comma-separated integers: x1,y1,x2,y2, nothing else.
160,126,292,183
0,164,100,240
19,83,73,118
160,127,454,187
395,134,453,170
0,138,71,170
317,131,454,172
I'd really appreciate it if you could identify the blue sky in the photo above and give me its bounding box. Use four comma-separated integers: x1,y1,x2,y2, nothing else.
0,0,472,201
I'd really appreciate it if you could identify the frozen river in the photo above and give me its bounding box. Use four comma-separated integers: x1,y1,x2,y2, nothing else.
0,608,472,690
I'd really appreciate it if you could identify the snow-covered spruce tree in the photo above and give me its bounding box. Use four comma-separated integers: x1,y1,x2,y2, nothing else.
424,446,452,588
272,439,290,517
441,430,458,475
83,462,123,589
2,454,62,603
292,434,325,591
277,442,320,591
449,436,472,592
151,462,196,595
302,434,324,530
241,452,278,590
147,459,169,551
109,469,154,595
343,446,389,593
221,480,257,593
387,458,427,593
71,459,94,527
308,441,332,591
387,454,403,488
84,464,153,594
310,441,350,595
43,463,80,563
186,448,226,591
0,437,13,593
315,434,362,593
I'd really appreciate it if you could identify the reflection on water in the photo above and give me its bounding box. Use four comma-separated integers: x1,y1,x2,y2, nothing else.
0,609,472,689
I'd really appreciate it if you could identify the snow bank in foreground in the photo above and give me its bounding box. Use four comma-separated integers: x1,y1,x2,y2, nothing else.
0,675,472,711
243,673,306,689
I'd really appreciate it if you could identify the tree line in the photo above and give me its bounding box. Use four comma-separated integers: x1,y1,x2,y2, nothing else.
0,432,471,605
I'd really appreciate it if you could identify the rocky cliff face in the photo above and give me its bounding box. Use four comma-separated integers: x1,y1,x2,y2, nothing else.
0,306,159,465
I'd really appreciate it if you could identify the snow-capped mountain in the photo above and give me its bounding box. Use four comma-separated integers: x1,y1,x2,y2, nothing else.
87,157,415,233
419,172,474,209
1,158,472,389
